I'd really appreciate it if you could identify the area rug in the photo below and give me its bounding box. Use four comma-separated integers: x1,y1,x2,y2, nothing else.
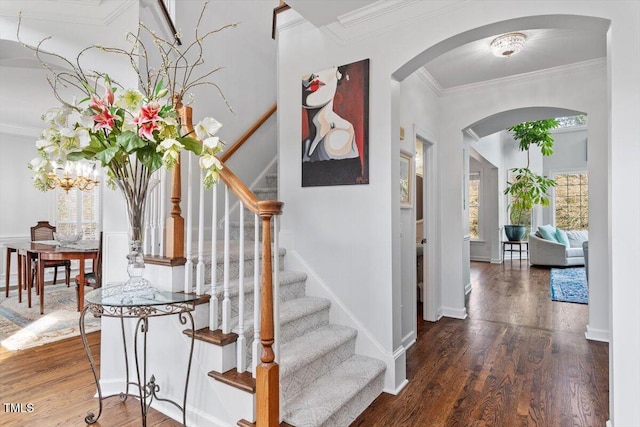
0,284,100,351
550,267,588,304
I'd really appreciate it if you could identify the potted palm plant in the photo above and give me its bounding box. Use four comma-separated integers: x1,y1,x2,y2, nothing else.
504,119,558,241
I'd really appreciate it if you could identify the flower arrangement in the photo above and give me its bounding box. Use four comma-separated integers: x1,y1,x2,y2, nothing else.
20,1,236,193
18,2,236,287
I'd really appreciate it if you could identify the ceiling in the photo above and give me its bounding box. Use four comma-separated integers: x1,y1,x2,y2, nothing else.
286,1,608,91
1,1,609,136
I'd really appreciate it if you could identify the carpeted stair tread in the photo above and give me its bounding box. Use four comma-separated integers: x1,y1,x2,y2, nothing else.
230,296,330,340
188,241,286,263
212,270,307,299
283,354,386,427
279,324,356,379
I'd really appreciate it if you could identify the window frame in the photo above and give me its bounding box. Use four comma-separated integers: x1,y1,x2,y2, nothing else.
550,169,589,231
468,171,482,241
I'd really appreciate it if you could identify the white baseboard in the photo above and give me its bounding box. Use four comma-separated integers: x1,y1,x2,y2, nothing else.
470,255,492,262
464,281,472,295
441,306,467,319
585,326,610,342
390,378,409,395
606,420,612,427
490,257,502,264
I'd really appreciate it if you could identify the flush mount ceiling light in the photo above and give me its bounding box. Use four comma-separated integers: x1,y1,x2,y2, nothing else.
490,32,527,58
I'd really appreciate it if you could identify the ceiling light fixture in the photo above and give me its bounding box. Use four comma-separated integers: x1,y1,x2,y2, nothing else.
490,32,527,58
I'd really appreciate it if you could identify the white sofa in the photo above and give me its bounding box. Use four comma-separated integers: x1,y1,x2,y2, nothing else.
529,230,588,267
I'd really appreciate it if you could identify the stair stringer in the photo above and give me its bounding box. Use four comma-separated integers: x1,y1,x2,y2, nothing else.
281,247,409,395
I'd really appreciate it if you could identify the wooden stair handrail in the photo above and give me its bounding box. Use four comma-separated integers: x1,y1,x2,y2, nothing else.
177,103,283,427
219,104,277,163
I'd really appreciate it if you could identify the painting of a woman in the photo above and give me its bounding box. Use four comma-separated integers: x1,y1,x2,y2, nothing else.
301,59,369,186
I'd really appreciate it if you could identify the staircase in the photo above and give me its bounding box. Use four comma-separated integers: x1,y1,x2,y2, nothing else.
188,171,386,427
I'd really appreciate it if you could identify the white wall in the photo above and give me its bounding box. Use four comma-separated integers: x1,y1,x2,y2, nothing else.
398,73,441,347
469,151,500,263
277,3,640,423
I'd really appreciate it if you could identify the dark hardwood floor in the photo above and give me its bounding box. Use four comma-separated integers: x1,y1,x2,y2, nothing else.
352,261,609,427
0,261,608,426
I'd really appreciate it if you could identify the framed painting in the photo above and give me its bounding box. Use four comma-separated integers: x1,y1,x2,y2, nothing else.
400,151,412,208
301,58,369,187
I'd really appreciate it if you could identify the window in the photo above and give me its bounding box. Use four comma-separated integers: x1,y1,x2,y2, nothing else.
468,172,480,239
554,172,588,230
56,187,100,239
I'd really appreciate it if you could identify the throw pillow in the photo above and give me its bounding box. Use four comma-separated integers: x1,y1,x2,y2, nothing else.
555,227,570,247
538,224,558,242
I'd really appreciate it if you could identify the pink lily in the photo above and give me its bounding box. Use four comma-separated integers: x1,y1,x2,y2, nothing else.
134,101,162,140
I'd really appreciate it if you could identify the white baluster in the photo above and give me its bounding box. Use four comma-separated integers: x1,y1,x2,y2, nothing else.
273,215,280,363
196,170,205,295
252,212,260,377
209,184,219,331
222,186,231,333
184,153,194,294
159,168,166,257
150,176,158,255
236,201,246,372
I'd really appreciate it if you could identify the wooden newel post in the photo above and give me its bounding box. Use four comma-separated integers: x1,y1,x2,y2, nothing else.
256,200,283,427
165,96,188,259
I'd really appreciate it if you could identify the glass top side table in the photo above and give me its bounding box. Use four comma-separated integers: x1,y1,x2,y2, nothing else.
80,284,199,426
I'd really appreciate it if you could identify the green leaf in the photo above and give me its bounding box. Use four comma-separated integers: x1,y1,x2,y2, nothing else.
179,136,203,155
136,146,163,172
95,146,120,166
117,130,146,153
154,79,164,97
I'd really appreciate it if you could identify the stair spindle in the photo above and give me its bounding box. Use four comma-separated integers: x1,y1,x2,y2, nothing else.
209,183,219,331
252,212,261,377
184,153,194,294
222,186,231,333
237,201,246,372
196,169,206,295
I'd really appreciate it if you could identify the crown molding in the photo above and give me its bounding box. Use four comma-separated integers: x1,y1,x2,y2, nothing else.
323,0,468,45
336,0,419,28
464,127,480,142
441,57,606,95
415,68,443,96
0,122,41,138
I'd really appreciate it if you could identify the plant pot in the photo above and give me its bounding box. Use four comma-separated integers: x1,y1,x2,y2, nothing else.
505,225,526,241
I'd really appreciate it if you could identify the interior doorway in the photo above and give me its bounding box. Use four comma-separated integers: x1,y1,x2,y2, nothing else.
415,127,438,322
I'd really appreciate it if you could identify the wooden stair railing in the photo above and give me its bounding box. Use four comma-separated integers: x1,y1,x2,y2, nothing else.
220,104,277,163
178,104,283,427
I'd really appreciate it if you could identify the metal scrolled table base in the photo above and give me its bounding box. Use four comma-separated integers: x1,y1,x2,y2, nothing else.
79,299,196,426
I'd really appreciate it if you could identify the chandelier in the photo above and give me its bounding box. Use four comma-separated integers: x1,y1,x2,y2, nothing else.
47,161,99,193
490,32,527,58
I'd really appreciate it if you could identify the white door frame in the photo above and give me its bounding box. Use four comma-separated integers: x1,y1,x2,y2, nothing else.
414,125,439,322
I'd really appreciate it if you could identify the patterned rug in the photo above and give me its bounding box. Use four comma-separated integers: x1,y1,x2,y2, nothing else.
0,284,100,351
550,267,588,304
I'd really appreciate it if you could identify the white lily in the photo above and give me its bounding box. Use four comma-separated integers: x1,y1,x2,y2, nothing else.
194,117,222,140
203,136,220,151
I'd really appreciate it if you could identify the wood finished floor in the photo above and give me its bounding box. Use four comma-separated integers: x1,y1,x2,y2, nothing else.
352,261,609,427
0,262,608,426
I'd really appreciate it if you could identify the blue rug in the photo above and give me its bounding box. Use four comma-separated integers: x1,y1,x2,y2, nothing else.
550,267,588,304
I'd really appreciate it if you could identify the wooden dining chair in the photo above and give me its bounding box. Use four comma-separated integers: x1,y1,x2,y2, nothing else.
75,232,103,290
30,221,71,287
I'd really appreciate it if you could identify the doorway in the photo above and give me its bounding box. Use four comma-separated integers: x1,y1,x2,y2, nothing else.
415,127,438,322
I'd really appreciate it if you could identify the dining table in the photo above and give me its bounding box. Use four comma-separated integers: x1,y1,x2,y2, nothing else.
3,240,99,314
